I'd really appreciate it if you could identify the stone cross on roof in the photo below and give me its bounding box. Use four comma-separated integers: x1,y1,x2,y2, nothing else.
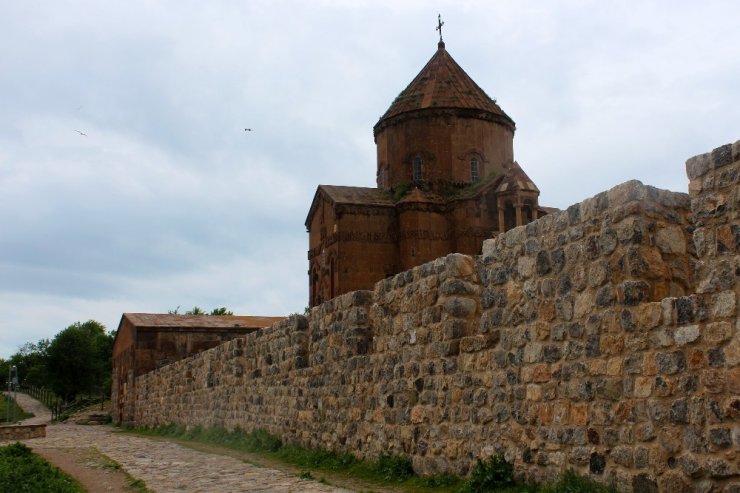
436,14,445,46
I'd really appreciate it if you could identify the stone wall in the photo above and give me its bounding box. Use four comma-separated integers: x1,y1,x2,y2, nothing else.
134,141,739,492
0,424,46,441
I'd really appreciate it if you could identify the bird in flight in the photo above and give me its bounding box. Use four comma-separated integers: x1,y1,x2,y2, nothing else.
244,128,252,132
74,129,87,136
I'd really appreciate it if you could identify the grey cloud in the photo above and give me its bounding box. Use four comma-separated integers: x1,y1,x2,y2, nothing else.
1,1,739,357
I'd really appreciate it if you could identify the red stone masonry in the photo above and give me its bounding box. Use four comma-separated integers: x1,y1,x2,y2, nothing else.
133,140,739,492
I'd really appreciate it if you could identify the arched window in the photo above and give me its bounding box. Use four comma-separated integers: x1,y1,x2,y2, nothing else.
311,269,319,307
470,158,480,182
504,201,516,231
412,156,423,181
523,200,533,223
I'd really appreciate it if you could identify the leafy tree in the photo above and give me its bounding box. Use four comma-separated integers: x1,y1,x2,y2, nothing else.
0,340,50,389
168,306,234,316
45,320,113,401
209,307,233,316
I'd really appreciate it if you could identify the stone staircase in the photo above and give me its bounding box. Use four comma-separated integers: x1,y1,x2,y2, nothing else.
73,411,110,425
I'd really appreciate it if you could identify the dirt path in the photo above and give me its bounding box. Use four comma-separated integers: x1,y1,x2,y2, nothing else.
7,393,353,492
33,446,137,493
8,393,136,492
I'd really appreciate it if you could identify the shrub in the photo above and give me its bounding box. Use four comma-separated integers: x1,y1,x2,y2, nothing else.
371,453,414,482
244,428,282,452
418,473,459,488
540,469,619,493
463,454,515,492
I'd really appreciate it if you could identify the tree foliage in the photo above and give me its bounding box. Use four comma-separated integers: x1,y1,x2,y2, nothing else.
186,306,206,315
209,307,233,316
45,320,113,401
168,306,234,316
0,340,50,389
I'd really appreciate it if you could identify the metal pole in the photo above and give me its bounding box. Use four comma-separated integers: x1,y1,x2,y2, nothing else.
6,366,10,424
13,366,20,422
10,366,17,423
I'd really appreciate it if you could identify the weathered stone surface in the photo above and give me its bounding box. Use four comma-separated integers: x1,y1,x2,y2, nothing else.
657,351,687,374
126,145,740,493
659,470,693,493
711,291,737,319
686,152,712,180
675,325,700,346
678,454,703,478
706,458,734,478
443,297,477,317
657,225,688,254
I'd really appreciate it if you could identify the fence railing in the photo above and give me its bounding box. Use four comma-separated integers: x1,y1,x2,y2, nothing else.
20,385,107,422
21,385,64,421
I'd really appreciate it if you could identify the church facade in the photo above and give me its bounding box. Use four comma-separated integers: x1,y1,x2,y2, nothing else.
305,40,551,307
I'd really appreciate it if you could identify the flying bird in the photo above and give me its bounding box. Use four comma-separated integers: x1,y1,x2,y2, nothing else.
74,130,87,136
244,128,252,132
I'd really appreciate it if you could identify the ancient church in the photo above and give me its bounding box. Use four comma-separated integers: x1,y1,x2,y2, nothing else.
306,38,553,306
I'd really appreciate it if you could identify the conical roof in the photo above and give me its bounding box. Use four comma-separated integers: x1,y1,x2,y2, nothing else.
375,42,514,131
495,161,540,194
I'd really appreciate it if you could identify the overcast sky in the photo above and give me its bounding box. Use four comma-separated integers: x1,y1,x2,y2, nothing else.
1,0,739,359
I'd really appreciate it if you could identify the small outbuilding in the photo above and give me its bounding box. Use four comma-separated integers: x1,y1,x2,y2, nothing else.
112,313,285,425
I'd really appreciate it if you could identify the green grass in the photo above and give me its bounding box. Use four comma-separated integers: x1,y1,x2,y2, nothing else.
0,394,34,422
129,425,616,493
0,442,85,492
95,453,153,492
389,181,412,202
539,470,618,493
128,478,153,492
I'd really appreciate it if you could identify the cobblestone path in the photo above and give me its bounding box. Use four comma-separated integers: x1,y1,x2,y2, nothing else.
9,394,352,493
13,392,52,424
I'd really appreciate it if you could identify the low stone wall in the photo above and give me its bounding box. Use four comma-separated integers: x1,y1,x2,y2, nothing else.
0,424,46,441
134,141,739,492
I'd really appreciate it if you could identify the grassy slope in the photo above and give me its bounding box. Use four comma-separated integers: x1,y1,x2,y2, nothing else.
0,442,85,493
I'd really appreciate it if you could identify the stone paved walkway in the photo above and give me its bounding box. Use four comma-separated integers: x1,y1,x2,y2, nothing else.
13,391,52,425
8,393,352,493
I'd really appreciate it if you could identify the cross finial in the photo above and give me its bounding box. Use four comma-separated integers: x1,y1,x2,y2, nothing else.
436,14,445,47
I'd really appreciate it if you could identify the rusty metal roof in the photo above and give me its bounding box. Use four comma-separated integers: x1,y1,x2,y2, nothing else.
305,185,394,227
376,43,514,127
121,313,285,329
318,185,394,206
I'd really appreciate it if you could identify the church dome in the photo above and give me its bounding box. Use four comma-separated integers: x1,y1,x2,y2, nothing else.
373,42,517,190
373,42,515,136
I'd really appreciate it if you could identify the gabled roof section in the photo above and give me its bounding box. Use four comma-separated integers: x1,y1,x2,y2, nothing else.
495,161,540,194
320,185,395,206
396,186,445,205
113,313,285,351
121,313,285,329
375,44,514,131
305,185,394,227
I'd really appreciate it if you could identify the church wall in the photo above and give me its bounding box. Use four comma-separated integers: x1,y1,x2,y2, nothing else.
307,194,337,257
133,141,739,492
376,114,514,188
308,202,400,305
449,195,499,255
398,204,451,271
335,209,398,294
307,195,338,305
